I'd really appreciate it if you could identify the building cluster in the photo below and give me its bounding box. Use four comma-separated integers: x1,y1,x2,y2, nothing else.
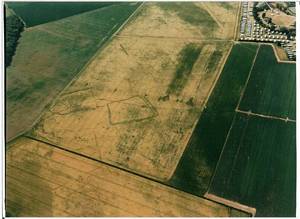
239,2,296,60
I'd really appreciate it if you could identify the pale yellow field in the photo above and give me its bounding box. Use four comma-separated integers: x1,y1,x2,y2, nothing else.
120,2,239,40
29,2,238,181
7,137,237,217
30,37,232,180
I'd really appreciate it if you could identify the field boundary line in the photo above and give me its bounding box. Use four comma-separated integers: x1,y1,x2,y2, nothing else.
111,2,144,39
116,34,233,42
35,26,75,40
24,134,173,186
236,109,296,123
202,42,234,108
205,112,238,196
235,44,260,111
25,3,126,31
204,193,256,217
166,41,234,180
226,115,250,187
199,3,224,31
6,130,27,145
233,2,241,41
6,5,27,28
6,3,144,144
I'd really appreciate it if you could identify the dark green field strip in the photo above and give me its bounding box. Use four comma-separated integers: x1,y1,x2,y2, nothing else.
37,4,140,42
167,43,258,196
167,43,202,95
158,2,218,35
6,3,140,141
208,113,296,216
6,2,119,27
239,45,296,120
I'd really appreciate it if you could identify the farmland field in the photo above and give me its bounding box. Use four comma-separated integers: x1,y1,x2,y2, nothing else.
239,45,296,120
29,38,232,181
7,1,294,217
168,43,259,195
28,2,239,181
6,137,244,217
205,44,296,216
6,2,116,27
207,114,296,217
6,3,140,140
121,2,239,40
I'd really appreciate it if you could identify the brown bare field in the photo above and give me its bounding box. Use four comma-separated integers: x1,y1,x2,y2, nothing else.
120,2,239,40
273,44,289,61
265,10,295,28
6,137,236,217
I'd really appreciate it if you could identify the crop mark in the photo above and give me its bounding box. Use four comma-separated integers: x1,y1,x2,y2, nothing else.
167,43,202,96
107,95,158,125
119,44,129,55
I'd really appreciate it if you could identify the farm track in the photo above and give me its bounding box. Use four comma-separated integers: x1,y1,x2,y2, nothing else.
235,44,260,110
35,26,76,40
199,3,224,32
233,2,242,41
236,109,296,123
116,34,233,42
204,193,256,216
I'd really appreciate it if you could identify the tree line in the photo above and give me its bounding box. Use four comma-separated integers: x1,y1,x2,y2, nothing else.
5,14,24,67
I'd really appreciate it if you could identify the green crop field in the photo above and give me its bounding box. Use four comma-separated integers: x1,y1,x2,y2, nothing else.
168,43,259,195
6,3,140,141
6,2,117,27
204,44,296,216
239,45,296,120
169,43,295,216
208,114,296,217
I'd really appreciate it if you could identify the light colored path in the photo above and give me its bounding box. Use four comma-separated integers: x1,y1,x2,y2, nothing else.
236,44,260,110
205,193,256,216
236,109,296,123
